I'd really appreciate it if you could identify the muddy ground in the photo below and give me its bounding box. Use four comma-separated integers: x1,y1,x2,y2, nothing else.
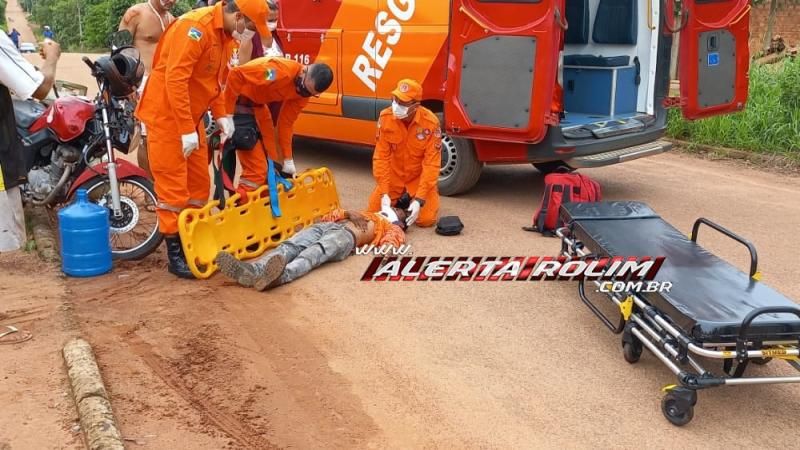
4,0,800,446
3,147,800,449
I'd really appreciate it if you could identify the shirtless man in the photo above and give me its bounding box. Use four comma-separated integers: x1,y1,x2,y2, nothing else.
118,0,176,175
119,0,176,72
215,206,408,291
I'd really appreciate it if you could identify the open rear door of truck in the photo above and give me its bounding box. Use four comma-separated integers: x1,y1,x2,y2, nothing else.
444,0,563,144
677,0,751,120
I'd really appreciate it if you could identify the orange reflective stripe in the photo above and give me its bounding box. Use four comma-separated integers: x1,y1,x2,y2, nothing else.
239,178,261,189
158,202,183,213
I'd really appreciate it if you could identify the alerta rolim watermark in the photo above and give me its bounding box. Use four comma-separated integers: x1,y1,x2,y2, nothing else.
361,256,672,291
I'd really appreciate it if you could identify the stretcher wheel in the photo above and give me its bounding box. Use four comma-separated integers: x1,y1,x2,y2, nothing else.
751,357,773,365
622,340,643,364
661,393,694,426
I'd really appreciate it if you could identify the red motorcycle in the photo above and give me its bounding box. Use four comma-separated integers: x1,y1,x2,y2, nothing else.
12,31,161,260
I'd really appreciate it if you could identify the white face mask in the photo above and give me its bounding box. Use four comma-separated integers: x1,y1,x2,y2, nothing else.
392,100,410,119
232,18,255,42
268,20,278,32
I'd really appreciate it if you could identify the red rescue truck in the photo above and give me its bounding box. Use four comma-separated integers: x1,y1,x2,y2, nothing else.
276,0,751,194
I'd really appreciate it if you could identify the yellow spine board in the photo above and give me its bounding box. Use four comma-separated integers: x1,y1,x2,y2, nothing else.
177,168,341,279
619,296,634,321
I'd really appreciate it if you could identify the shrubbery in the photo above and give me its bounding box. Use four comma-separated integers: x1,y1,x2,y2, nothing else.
1,0,8,29
21,0,194,51
667,57,800,157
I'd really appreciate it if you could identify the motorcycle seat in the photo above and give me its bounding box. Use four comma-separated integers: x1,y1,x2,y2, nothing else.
12,99,46,129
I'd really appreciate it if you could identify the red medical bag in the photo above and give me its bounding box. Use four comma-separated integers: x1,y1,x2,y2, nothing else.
527,172,602,236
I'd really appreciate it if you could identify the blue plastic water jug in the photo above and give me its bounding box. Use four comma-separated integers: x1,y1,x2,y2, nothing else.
58,189,112,277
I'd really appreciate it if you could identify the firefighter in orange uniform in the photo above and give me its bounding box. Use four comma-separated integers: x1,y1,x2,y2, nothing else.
367,79,441,228
135,0,269,279
222,57,334,192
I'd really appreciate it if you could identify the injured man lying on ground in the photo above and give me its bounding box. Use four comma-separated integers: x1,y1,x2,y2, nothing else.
215,206,408,291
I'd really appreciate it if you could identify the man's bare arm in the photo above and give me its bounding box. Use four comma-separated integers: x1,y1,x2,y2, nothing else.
32,40,61,100
118,7,140,35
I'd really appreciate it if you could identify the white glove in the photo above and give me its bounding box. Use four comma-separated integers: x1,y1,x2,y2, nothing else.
282,159,297,176
406,200,421,227
181,132,200,158
381,194,391,211
217,115,234,143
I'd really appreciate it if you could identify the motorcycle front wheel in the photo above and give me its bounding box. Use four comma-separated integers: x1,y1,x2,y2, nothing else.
74,175,163,260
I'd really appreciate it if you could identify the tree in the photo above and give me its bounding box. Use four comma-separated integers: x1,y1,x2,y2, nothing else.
83,0,111,48
754,0,800,53
28,0,194,51
764,0,779,52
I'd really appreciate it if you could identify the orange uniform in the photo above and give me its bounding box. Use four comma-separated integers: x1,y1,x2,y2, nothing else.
367,106,441,227
135,3,231,234
223,58,309,190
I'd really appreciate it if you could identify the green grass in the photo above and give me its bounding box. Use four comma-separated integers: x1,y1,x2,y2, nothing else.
23,205,37,253
667,57,800,158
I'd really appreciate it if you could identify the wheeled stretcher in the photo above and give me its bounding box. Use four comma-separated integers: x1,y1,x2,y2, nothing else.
556,201,800,426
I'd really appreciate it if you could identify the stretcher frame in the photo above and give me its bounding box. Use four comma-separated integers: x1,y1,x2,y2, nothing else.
556,217,800,426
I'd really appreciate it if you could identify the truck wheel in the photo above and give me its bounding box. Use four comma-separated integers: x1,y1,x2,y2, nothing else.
437,114,482,196
533,161,574,174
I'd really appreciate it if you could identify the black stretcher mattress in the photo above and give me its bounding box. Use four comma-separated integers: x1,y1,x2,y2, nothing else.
561,201,800,341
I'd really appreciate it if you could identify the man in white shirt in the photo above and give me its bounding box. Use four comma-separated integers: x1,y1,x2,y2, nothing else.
0,31,61,251
0,34,60,101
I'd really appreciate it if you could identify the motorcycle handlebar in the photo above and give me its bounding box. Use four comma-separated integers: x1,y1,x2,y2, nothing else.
81,56,95,71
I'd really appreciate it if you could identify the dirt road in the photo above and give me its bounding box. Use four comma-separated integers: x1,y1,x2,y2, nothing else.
4,144,799,448
0,253,82,449
3,2,800,443
4,0,35,43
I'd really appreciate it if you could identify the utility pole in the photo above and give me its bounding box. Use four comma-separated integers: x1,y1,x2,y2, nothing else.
77,0,83,49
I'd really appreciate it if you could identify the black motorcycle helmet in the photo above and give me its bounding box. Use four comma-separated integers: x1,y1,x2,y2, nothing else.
95,46,144,98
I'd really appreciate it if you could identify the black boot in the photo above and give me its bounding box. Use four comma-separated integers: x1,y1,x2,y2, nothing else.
165,236,195,279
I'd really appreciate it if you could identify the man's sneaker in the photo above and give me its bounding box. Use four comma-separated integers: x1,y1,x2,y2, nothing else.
215,251,257,287
253,253,286,291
